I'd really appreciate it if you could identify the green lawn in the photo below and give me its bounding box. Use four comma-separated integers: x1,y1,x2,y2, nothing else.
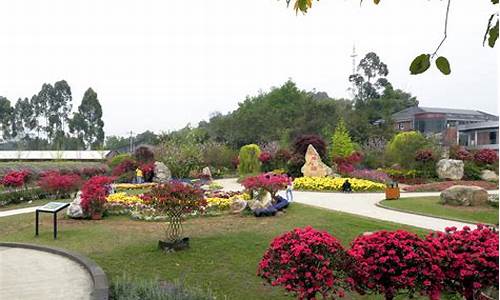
380,196,499,225
0,204,431,300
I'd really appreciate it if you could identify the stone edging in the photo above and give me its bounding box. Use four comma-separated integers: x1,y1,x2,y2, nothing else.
0,242,108,300
374,201,496,227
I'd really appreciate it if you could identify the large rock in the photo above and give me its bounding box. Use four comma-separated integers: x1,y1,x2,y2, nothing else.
153,161,171,183
481,170,499,182
436,159,464,180
202,167,212,180
67,191,84,218
301,144,333,177
440,185,489,206
230,199,247,214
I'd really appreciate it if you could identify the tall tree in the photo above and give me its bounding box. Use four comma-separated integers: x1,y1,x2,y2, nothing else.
50,80,73,138
31,83,53,140
70,88,105,149
349,52,390,104
0,96,13,140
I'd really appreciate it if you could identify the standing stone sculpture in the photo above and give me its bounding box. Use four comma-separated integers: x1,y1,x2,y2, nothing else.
202,167,212,180
436,159,464,180
67,191,84,218
301,144,333,177
153,161,172,183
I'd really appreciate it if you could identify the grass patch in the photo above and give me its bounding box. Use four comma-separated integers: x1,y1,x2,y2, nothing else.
380,196,499,225
0,203,429,300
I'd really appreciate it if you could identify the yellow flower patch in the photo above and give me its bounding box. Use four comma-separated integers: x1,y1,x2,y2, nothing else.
106,192,144,204
114,183,157,190
293,176,385,192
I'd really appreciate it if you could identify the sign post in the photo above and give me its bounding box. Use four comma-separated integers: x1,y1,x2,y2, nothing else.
35,202,70,239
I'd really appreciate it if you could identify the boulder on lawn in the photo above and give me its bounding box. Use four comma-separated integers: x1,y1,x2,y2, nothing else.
481,170,499,182
440,185,489,206
67,191,84,218
301,144,333,177
436,159,464,180
153,161,171,183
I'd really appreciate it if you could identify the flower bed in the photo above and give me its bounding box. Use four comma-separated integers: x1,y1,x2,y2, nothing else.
205,191,251,211
293,176,385,192
114,183,157,190
403,180,498,192
348,169,391,183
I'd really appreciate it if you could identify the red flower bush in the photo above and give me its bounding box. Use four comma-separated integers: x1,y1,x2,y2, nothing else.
258,151,273,163
474,149,499,165
140,162,155,180
149,181,205,213
37,171,82,196
426,225,499,300
451,147,473,161
80,166,108,178
80,176,115,214
334,152,363,175
242,173,289,198
348,230,444,300
1,170,31,188
415,149,435,162
258,226,350,300
112,159,138,176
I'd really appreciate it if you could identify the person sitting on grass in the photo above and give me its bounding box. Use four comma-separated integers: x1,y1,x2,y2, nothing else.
341,179,352,193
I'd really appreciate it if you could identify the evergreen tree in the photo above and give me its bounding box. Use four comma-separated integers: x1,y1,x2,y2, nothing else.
0,96,13,140
70,88,105,149
331,118,355,159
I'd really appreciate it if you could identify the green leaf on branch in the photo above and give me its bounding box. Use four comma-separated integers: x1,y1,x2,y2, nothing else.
409,54,431,75
488,20,499,48
435,56,451,75
492,0,499,5
374,0,381,4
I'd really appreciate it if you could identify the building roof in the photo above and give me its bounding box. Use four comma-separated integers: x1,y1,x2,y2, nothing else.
458,121,499,131
392,106,498,121
0,150,112,160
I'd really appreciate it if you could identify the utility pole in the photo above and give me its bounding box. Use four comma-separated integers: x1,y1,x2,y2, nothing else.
350,44,358,98
128,131,134,153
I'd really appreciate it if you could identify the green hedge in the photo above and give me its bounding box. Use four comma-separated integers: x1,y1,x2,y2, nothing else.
0,188,49,207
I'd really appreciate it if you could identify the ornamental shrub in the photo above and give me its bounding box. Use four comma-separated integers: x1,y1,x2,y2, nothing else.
108,154,133,169
241,173,289,198
80,176,115,215
259,151,273,172
37,171,82,197
287,154,305,178
426,225,499,300
238,144,261,176
0,170,31,188
149,181,205,214
112,159,138,177
450,146,473,161
133,146,155,163
386,131,432,169
258,226,351,300
348,230,444,300
334,151,363,175
292,134,327,160
331,118,356,159
348,169,391,183
474,149,499,165
463,161,482,180
140,162,155,182
415,149,437,179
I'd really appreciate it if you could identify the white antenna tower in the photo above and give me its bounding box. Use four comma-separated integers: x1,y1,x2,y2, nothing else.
349,44,358,98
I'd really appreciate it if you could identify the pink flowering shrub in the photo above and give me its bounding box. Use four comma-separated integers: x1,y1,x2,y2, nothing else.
415,149,435,162
258,226,351,300
348,169,391,183
259,151,272,163
348,230,444,300
37,171,82,196
334,151,363,175
426,225,499,300
474,149,499,165
0,170,31,188
81,176,115,215
241,173,289,198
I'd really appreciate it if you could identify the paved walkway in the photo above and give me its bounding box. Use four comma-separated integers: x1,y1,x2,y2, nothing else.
0,247,93,300
0,206,40,218
215,178,498,231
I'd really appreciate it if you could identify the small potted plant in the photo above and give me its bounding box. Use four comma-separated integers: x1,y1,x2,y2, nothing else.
149,181,206,251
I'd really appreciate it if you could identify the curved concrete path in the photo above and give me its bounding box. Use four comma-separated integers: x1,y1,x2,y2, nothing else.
0,247,93,300
215,178,498,231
